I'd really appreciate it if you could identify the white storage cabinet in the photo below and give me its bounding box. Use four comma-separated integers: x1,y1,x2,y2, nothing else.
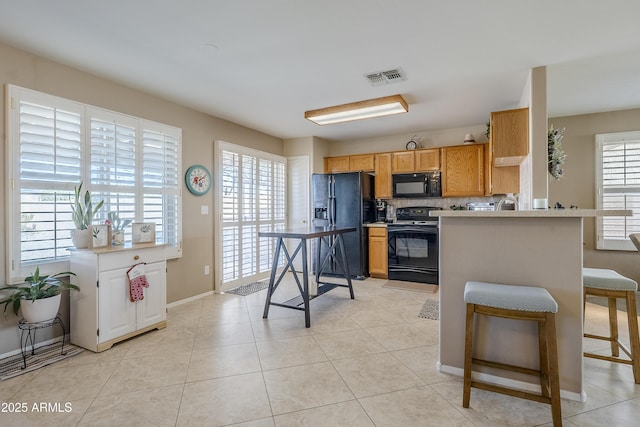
70,244,167,352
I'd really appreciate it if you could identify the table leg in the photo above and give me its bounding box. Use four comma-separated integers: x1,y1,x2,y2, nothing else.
263,237,283,319
301,238,310,327
336,234,354,299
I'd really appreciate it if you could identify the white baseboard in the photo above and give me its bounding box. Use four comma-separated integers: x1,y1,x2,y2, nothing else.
437,362,587,403
166,291,214,308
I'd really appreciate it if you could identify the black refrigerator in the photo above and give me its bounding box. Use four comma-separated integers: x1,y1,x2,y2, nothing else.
312,171,374,279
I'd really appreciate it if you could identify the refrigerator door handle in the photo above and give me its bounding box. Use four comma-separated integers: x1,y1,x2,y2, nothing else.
329,175,336,226
329,197,336,226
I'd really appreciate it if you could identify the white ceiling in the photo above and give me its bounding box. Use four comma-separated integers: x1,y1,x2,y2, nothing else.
1,1,640,141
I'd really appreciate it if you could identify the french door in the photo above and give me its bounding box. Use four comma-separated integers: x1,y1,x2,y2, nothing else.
215,141,286,292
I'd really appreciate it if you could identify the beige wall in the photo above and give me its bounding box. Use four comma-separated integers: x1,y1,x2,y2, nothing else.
0,42,283,354
548,108,640,282
327,124,489,156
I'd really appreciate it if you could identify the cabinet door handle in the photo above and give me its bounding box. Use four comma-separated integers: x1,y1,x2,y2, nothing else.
134,255,140,260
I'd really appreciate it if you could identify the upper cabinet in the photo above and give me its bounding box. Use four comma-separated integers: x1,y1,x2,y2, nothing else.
325,156,350,173
374,153,392,199
324,154,374,173
391,151,415,173
415,148,440,171
349,154,375,171
484,144,519,195
491,107,529,166
441,144,484,197
391,148,440,173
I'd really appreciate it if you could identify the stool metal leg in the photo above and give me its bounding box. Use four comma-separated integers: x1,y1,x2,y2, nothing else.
462,303,474,408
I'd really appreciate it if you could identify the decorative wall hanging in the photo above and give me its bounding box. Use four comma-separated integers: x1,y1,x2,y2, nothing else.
548,125,567,180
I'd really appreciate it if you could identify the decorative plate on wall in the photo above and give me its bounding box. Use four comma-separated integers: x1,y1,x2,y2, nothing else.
185,164,212,196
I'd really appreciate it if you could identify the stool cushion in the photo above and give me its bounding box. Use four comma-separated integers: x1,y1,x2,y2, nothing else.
464,281,558,313
583,268,638,291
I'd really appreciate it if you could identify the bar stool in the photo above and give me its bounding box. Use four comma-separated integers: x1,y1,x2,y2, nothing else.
463,281,562,427
583,265,640,383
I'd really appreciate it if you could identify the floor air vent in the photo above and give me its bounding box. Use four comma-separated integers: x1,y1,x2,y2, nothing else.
365,68,407,86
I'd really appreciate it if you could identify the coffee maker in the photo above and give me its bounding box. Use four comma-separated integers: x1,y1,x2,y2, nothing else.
375,199,387,223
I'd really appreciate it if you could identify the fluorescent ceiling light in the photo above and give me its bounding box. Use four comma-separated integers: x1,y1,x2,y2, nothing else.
305,94,408,125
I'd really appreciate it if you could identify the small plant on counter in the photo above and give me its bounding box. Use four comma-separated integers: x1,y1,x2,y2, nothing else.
105,211,132,232
70,182,104,230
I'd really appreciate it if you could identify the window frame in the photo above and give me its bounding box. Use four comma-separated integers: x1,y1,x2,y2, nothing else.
595,130,640,251
6,84,182,283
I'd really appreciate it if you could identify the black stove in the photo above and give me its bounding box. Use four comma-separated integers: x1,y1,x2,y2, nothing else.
387,206,440,285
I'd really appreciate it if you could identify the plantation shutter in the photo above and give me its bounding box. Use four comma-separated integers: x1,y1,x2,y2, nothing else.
218,144,286,290
16,97,84,267
142,123,182,258
596,131,640,250
89,110,137,244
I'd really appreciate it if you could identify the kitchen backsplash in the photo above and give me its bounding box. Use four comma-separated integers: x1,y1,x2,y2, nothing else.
388,196,505,211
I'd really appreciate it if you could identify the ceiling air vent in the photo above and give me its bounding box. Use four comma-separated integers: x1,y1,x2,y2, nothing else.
364,68,407,87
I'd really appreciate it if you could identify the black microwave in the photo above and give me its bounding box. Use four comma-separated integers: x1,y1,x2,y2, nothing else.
392,172,441,198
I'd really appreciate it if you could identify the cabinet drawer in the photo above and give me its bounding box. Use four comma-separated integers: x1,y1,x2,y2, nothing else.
97,246,165,272
369,227,387,237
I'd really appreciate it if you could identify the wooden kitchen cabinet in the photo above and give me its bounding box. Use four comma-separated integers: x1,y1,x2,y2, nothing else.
484,144,519,195
491,107,529,166
70,244,167,352
368,227,388,279
441,144,484,197
415,148,440,171
349,154,375,171
325,156,350,173
374,153,392,199
391,151,415,173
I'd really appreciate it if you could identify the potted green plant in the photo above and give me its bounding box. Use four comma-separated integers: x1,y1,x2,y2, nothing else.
70,182,104,248
0,267,79,323
106,211,132,246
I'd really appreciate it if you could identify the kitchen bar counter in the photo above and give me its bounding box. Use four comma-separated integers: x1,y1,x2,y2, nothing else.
431,209,631,402
430,208,630,218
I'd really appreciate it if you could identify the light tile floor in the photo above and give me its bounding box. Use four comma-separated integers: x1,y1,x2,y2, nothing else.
3,275,640,426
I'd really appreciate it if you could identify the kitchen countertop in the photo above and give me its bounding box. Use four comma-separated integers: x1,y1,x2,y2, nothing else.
365,222,389,228
430,209,631,218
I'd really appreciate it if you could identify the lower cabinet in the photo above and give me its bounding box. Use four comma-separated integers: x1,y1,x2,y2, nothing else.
70,245,167,352
368,227,388,279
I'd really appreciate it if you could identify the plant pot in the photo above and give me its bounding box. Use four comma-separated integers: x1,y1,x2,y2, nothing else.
21,293,61,323
71,228,91,249
112,230,125,246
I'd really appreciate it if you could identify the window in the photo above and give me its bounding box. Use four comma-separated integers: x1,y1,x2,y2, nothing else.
6,85,182,282
595,131,640,250
216,141,286,290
